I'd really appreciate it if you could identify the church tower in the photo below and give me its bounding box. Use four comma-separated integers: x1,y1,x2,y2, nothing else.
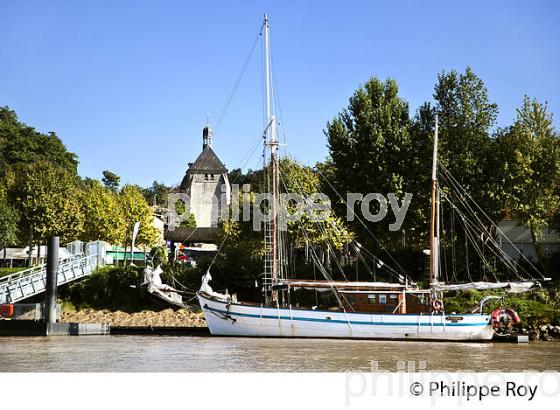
179,126,231,228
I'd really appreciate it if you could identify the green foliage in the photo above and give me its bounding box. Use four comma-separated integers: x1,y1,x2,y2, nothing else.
119,185,160,247
0,106,78,177
61,265,160,312
0,267,27,278
0,196,18,249
0,107,80,247
79,181,125,243
102,170,121,192
142,180,170,206
444,287,560,327
149,245,168,266
174,199,197,228
495,97,560,267
13,161,84,243
324,68,560,281
325,77,412,248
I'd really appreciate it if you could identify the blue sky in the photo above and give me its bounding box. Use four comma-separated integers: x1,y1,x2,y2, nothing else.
1,1,559,187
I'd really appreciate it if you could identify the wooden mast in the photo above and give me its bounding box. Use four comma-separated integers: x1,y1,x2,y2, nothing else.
429,115,439,287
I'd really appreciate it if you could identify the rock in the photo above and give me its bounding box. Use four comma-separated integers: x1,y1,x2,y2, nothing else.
529,331,539,341
60,307,207,327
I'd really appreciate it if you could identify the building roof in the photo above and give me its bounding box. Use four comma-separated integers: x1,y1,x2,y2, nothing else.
187,145,227,174
0,247,73,260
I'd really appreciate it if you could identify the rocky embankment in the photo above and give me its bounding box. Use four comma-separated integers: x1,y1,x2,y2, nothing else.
527,324,560,341
62,308,207,327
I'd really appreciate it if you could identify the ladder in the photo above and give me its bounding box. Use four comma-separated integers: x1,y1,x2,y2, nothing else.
262,222,274,300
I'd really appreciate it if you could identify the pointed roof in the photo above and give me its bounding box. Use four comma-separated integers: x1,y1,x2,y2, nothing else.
188,145,227,174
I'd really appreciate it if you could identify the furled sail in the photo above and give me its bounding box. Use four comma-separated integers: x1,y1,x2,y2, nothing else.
433,281,535,293
143,265,187,307
276,279,408,291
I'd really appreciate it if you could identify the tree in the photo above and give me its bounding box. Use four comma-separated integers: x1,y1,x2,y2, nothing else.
0,107,78,177
13,161,84,244
325,77,412,249
142,180,170,206
173,199,197,228
0,197,18,260
119,185,159,247
80,181,125,243
433,67,500,215
102,170,121,192
496,96,560,266
212,158,353,294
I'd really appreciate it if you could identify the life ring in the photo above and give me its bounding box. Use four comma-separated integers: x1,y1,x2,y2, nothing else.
491,307,521,328
432,299,444,311
505,308,521,325
491,307,502,328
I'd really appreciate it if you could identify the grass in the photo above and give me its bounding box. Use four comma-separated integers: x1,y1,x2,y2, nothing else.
0,267,27,278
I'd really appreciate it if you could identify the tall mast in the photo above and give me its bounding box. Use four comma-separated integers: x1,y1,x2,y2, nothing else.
429,115,440,286
263,14,279,303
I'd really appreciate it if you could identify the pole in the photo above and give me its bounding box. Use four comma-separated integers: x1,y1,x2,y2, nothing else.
264,14,279,304
27,224,33,267
45,236,59,324
429,115,439,286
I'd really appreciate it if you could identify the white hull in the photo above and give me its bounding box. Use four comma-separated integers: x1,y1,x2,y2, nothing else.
198,292,494,341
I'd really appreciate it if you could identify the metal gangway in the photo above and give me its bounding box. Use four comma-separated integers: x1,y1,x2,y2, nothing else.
0,254,101,304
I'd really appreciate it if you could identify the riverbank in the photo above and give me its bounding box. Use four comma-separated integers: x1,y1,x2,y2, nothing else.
61,308,207,327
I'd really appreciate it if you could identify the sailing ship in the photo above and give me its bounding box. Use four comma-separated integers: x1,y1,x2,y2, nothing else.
197,15,546,341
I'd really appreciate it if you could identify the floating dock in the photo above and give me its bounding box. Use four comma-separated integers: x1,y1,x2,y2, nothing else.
0,320,109,336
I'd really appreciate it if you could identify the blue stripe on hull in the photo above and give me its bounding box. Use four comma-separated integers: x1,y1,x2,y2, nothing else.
203,305,490,327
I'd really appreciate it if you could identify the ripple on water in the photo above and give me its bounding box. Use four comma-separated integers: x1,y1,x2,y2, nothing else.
0,336,558,372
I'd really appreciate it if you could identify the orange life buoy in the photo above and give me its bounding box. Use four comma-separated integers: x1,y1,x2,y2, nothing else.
0,304,14,318
504,308,521,325
491,307,520,328
491,307,502,328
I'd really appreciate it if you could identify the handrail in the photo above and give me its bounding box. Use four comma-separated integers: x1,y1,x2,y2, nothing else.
0,255,94,285
0,263,46,286
0,254,100,304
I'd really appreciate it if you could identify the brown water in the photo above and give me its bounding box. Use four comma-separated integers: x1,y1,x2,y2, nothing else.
0,336,559,372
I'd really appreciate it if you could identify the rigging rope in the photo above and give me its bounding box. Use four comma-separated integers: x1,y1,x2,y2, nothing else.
214,30,263,135
313,164,411,280
438,164,544,281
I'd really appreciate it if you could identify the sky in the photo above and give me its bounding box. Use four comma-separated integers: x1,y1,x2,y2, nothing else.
1,1,559,187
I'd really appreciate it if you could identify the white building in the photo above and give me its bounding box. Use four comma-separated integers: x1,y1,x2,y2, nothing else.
497,220,559,261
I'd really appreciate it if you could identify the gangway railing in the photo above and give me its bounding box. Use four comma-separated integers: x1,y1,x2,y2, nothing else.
0,254,100,304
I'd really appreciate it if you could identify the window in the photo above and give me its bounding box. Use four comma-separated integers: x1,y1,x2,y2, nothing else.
204,174,209,181
390,294,398,301
379,294,387,304
367,294,376,304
